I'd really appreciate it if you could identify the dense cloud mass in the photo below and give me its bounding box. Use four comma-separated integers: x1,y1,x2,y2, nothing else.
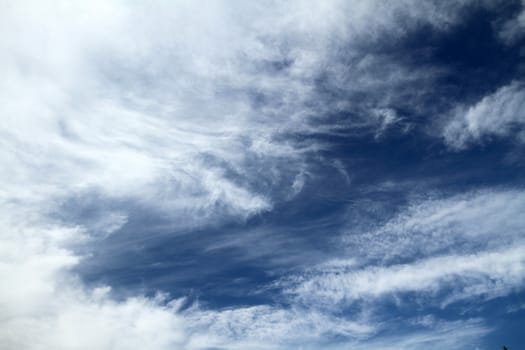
1,1,525,349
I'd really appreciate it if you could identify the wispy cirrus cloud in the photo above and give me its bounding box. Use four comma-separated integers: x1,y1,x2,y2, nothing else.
345,189,525,262
282,188,525,315
443,82,525,149
287,246,525,308
1,0,486,227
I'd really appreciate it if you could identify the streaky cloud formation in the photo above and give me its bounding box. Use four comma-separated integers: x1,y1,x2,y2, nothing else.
286,189,525,306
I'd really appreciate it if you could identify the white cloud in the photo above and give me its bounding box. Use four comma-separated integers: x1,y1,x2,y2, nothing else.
346,189,525,261
184,305,375,349
285,189,525,309
288,245,525,308
0,203,376,350
345,318,490,350
498,0,525,44
443,82,525,149
0,0,484,227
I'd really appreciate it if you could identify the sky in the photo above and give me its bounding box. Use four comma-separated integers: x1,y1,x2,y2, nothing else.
1,1,525,349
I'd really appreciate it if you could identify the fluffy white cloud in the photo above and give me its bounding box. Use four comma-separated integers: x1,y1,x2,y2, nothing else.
443,82,525,149
0,0,483,225
0,202,377,350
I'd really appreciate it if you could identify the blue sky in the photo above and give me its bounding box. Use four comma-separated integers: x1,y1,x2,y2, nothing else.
1,1,525,349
